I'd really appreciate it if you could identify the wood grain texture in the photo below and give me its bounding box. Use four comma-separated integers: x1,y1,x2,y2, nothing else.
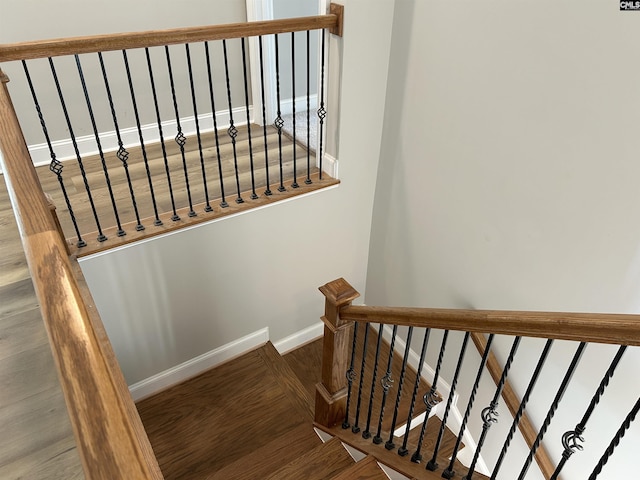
0,15,339,61
329,456,388,480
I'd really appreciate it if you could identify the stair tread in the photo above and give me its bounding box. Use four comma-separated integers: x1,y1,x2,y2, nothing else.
264,437,354,480
330,456,388,480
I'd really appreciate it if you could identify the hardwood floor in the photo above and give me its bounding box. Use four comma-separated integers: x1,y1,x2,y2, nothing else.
0,175,83,479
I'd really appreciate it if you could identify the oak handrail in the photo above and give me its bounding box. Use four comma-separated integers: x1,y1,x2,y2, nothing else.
0,69,163,479
0,12,341,62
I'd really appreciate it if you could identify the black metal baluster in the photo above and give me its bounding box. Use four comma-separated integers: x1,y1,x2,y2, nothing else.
427,332,471,472
258,36,272,196
343,321,360,429
385,327,414,450
291,31,299,189
588,396,640,480
274,33,286,192
145,47,179,222
317,29,327,179
48,57,106,242
411,330,450,463
98,52,144,232
165,45,196,217
123,50,162,226
399,328,431,457
240,37,258,200
185,43,212,213
463,337,522,480
22,61,85,247
517,342,587,480
222,39,243,203
305,30,312,185
363,324,385,439
442,334,495,479
75,55,124,237
551,345,627,480
491,339,554,480
352,324,371,434
374,325,398,444
204,41,228,208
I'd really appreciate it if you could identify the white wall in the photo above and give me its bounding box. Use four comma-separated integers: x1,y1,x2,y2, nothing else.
79,0,395,386
366,1,640,478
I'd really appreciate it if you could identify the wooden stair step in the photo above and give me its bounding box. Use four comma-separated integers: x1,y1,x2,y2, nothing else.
264,437,354,480
329,455,388,480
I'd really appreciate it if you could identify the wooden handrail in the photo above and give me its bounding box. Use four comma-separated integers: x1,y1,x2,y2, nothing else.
0,69,163,479
339,305,640,347
0,12,341,62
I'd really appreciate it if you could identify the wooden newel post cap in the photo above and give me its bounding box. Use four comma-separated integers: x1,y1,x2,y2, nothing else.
319,277,360,326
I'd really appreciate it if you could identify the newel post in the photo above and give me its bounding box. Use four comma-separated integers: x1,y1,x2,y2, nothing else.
315,277,360,427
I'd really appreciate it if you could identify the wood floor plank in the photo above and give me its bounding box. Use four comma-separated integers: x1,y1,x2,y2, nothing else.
329,455,388,480
284,337,323,404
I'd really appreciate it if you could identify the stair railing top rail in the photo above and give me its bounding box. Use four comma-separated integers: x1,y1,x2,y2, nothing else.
0,12,342,62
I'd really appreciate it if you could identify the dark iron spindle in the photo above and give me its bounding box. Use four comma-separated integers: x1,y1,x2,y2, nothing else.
97,52,144,232
274,34,286,192
75,55,124,237
49,57,106,242
145,47,179,221
305,30,312,184
442,334,495,479
343,321,360,429
463,337,522,480
411,330,450,463
240,37,258,199
258,36,272,196
491,339,554,479
551,345,628,480
123,50,162,226
291,31,298,188
427,332,471,472
204,41,228,208
373,325,398,444
363,324,385,439
385,326,414,450
222,39,244,203
317,29,327,179
165,45,196,217
22,61,85,246
352,324,371,434
185,43,212,212
588,396,640,480
517,342,587,480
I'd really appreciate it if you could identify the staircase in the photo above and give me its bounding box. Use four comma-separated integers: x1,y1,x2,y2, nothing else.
135,339,486,480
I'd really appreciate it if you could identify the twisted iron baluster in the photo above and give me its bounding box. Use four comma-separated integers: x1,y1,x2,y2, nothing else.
491,339,554,479
318,29,326,179
352,325,370,434
290,31,298,189
257,36,272,196
363,324,384,439
551,345,627,480
411,330,449,463
123,50,162,226
49,57,106,242
399,328,431,457
385,326,414,450
342,321,359,429
98,52,144,232
427,332,470,472
442,334,495,479
517,342,587,480
185,44,212,212
373,325,398,444
204,41,228,208
165,45,196,217
75,55,124,237
240,37,258,199
274,34,286,192
588,396,640,480
22,61,85,247
463,337,521,480
305,29,312,185
222,39,243,203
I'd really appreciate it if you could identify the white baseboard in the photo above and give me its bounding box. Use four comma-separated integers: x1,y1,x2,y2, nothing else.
280,94,318,118
128,327,269,401
273,321,324,354
321,153,338,178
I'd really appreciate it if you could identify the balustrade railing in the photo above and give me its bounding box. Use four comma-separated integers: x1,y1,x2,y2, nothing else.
0,8,343,256
316,278,640,480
